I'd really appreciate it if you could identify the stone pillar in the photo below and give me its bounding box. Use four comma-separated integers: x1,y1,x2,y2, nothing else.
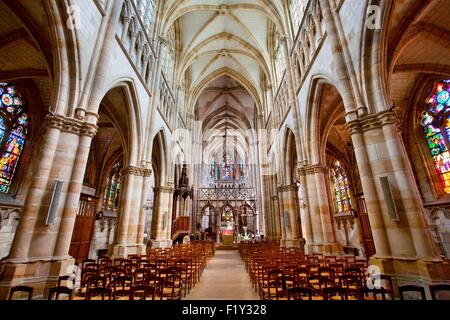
298,167,314,252
53,119,98,258
151,186,175,248
346,110,448,292
346,119,391,259
137,165,152,245
299,164,342,254
271,195,282,241
111,166,151,258
278,185,302,247
0,114,98,299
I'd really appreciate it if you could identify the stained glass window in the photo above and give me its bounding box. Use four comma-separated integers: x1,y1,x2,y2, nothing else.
103,161,122,211
421,80,450,194
330,161,353,214
0,82,28,193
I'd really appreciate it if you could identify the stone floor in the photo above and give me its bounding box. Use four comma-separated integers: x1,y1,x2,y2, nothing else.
184,249,260,300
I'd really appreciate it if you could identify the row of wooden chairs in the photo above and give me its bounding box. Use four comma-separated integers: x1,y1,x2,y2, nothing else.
5,241,214,300
399,284,450,300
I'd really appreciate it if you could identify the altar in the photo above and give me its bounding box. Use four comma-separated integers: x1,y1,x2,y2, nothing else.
220,219,235,247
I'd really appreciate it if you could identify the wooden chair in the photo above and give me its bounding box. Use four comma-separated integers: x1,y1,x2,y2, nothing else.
324,256,337,267
287,287,313,300
261,269,284,300
307,275,328,296
112,276,133,299
130,285,156,300
113,258,127,267
48,286,73,300
8,286,33,300
160,271,182,300
268,276,289,300
323,287,349,300
133,268,149,286
358,286,387,300
86,287,112,300
176,260,193,296
57,275,76,288
81,259,96,270
399,285,427,300
429,284,450,300
283,265,297,276
318,267,336,283
339,274,361,298
344,267,364,286
377,274,394,299
293,267,309,288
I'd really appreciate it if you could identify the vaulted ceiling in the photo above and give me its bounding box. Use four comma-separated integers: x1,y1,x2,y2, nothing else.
387,0,450,121
162,0,287,113
162,1,287,165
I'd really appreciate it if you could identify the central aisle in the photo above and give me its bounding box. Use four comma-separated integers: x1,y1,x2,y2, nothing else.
184,249,260,300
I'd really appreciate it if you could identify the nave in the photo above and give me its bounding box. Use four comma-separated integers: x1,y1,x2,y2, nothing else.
184,249,259,300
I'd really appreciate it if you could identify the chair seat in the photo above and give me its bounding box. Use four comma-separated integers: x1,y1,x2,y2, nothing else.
162,287,181,294
88,296,112,301
262,288,282,294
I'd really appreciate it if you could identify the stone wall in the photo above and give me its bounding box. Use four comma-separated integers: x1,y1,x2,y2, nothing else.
0,207,22,260
88,217,116,260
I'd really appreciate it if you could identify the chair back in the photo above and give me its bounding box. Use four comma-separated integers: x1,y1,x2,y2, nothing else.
8,286,33,300
323,287,348,300
58,275,76,288
87,287,112,300
399,285,426,300
429,284,450,300
48,286,73,300
358,286,387,300
287,287,313,300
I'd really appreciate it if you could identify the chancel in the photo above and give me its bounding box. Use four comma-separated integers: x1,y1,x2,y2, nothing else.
0,0,449,301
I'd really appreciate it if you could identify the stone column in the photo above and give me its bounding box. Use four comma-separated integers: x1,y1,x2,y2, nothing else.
53,118,98,258
151,186,175,248
111,166,151,258
278,185,302,247
298,167,314,251
346,111,448,292
0,114,98,299
136,165,152,245
300,164,342,254
271,195,282,241
346,120,392,259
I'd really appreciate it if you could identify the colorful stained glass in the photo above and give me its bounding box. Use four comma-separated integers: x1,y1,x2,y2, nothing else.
330,161,353,214
422,80,450,194
103,161,122,211
0,82,27,193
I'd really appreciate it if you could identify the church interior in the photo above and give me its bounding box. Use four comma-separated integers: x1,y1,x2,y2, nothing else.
0,0,450,301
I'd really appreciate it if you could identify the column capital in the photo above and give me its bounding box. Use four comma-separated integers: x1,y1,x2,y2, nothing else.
298,164,328,176
122,166,152,177
155,186,175,194
278,184,298,193
45,113,98,138
345,110,399,134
